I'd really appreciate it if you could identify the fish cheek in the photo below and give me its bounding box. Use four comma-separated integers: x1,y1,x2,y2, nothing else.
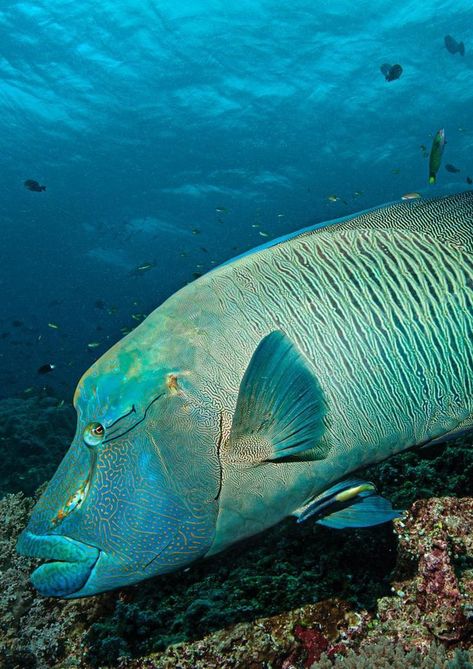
78,435,184,570
77,392,220,591
145,393,222,506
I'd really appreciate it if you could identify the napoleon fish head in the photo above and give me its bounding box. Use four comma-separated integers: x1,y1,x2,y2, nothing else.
16,314,221,598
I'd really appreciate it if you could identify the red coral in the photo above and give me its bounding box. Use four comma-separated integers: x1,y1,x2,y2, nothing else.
294,625,329,667
416,539,466,640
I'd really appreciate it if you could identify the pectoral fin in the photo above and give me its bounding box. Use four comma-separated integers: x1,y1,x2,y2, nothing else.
226,331,328,463
294,479,401,529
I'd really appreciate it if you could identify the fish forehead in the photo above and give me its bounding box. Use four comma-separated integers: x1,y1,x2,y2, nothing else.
73,309,200,424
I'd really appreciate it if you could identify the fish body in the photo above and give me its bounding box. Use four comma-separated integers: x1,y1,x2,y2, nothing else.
380,63,402,81
18,192,473,598
37,363,55,375
401,192,421,201
129,262,156,276
444,35,465,56
24,179,46,192
429,128,445,184
445,163,460,173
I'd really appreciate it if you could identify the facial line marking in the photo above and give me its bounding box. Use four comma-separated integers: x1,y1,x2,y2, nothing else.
102,394,164,444
142,529,178,570
106,405,137,432
214,411,224,501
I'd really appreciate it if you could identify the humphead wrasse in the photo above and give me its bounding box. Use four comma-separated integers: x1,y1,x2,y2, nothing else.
17,192,473,597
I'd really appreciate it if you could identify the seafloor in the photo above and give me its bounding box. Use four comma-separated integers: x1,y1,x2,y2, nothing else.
1,389,473,669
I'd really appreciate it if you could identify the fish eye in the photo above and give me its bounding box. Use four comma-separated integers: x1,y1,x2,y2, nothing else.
83,421,105,447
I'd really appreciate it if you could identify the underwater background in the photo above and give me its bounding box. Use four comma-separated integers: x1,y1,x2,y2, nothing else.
2,1,473,667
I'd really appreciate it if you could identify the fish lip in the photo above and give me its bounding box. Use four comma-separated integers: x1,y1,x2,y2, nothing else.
16,530,100,597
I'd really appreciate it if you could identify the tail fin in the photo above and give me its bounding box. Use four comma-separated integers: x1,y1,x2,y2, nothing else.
459,42,465,56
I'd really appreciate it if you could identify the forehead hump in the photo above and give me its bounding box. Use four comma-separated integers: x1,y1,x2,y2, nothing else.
73,342,163,426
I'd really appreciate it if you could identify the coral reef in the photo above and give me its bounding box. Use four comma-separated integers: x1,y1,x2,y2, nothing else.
365,436,473,509
313,639,473,668
370,497,473,647
0,391,75,497
0,492,112,669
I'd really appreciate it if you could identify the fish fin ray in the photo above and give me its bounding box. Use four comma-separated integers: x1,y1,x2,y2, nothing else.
226,331,327,463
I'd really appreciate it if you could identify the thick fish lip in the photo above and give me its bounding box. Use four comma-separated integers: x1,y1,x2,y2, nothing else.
16,530,100,598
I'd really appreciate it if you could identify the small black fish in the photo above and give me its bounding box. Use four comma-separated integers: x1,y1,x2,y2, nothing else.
37,363,55,375
12,320,23,327
445,163,461,173
94,299,106,310
467,177,473,185
380,63,403,82
24,179,46,192
444,35,465,56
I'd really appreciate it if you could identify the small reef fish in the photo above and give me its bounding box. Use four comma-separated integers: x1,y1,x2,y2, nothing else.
24,179,46,192
87,342,100,349
444,35,465,56
18,192,473,598
420,144,429,158
467,177,473,185
428,128,445,184
129,262,156,276
37,363,55,375
380,63,403,81
445,163,460,173
326,194,347,204
401,192,421,201
48,322,59,330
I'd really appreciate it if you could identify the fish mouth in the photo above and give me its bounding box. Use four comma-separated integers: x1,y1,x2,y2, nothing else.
16,530,100,598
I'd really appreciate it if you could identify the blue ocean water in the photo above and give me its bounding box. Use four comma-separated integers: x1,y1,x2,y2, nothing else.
0,0,472,401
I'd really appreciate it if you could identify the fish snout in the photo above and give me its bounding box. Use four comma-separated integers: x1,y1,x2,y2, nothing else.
16,531,99,597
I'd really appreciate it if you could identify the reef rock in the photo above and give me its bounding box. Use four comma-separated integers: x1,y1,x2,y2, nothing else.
371,497,473,650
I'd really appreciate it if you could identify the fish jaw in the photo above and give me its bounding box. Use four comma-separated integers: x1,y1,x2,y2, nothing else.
16,531,99,598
